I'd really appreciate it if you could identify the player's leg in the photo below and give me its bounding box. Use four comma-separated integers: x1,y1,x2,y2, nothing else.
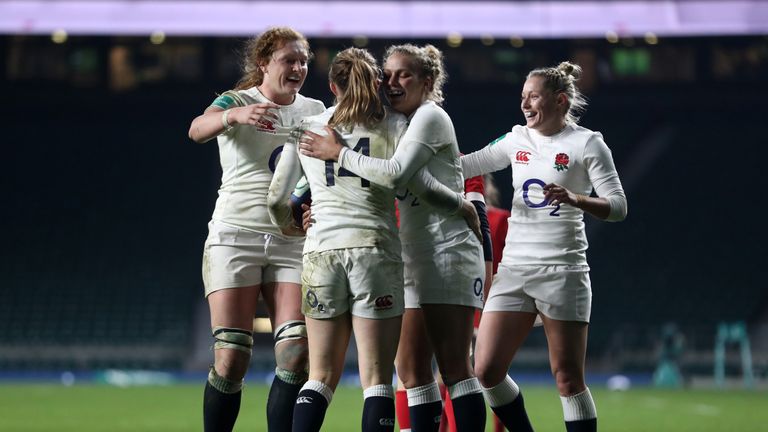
353,315,401,432
422,303,486,431
205,286,261,432
262,280,308,432
541,315,594,432
201,222,264,432
474,310,536,432
292,249,353,432
292,314,352,432
396,308,442,432
536,265,595,431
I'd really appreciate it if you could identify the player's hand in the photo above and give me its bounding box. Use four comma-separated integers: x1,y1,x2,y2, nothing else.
459,198,482,242
301,203,315,232
299,126,344,161
279,224,306,237
543,183,581,208
228,103,280,129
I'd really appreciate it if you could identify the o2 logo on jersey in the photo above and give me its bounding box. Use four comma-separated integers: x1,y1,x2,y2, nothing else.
395,189,420,207
522,178,560,217
268,145,284,173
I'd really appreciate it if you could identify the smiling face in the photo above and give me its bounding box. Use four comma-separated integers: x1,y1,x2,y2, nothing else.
521,75,567,136
259,40,309,105
382,52,429,117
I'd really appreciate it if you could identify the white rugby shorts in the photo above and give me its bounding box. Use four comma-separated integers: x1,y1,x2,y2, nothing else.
301,247,404,319
484,264,592,322
202,220,303,296
402,231,485,309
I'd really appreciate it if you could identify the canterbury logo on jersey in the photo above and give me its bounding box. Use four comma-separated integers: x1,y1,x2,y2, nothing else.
374,295,394,310
296,396,313,404
515,151,531,164
379,418,395,426
256,122,277,133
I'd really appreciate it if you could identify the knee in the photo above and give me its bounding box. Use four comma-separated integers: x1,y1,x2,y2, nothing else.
551,366,585,396
214,350,250,381
273,320,308,372
274,338,309,372
212,327,254,381
474,360,506,388
396,358,434,388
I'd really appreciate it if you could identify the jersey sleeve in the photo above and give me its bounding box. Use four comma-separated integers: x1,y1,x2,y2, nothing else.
339,137,435,190
405,167,463,214
464,174,485,203
209,90,247,111
267,129,305,229
583,133,627,222
460,130,516,178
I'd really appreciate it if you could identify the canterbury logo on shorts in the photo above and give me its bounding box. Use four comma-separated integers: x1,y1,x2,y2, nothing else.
374,295,394,310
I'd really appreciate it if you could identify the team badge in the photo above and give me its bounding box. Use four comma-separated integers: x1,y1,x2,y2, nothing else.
554,153,569,171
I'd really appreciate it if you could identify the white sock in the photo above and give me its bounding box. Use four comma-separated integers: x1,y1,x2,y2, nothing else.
560,387,597,421
448,377,482,399
301,379,334,404
481,375,520,407
406,381,441,406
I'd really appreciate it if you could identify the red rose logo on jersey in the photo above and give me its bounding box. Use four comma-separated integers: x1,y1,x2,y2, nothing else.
554,153,569,171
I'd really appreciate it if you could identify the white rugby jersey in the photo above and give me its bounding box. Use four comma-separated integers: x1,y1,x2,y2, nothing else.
268,106,408,254
461,123,626,266
339,101,468,244
211,87,325,235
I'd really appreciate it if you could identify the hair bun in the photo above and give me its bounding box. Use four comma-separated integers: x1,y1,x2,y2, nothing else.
557,61,582,80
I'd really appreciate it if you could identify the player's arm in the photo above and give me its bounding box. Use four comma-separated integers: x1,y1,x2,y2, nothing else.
460,132,517,178
405,168,482,240
299,126,433,190
545,135,627,222
188,90,280,143
465,175,494,301
267,129,306,236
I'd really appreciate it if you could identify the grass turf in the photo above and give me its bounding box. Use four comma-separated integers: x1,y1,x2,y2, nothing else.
0,384,765,431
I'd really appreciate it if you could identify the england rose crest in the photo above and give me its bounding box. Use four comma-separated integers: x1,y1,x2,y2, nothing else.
554,153,569,171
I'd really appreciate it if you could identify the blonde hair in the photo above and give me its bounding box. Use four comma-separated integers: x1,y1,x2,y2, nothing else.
328,48,385,131
384,44,447,104
235,27,311,90
527,61,588,124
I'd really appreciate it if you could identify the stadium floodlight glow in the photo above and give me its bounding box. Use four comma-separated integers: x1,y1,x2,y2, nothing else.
51,28,67,43
1,1,767,38
150,30,165,45
446,32,463,48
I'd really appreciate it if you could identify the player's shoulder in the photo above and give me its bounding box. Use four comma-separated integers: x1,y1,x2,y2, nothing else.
302,106,336,131
209,89,249,110
565,123,601,140
411,101,451,126
564,123,607,151
294,93,326,114
384,106,408,130
487,125,524,146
